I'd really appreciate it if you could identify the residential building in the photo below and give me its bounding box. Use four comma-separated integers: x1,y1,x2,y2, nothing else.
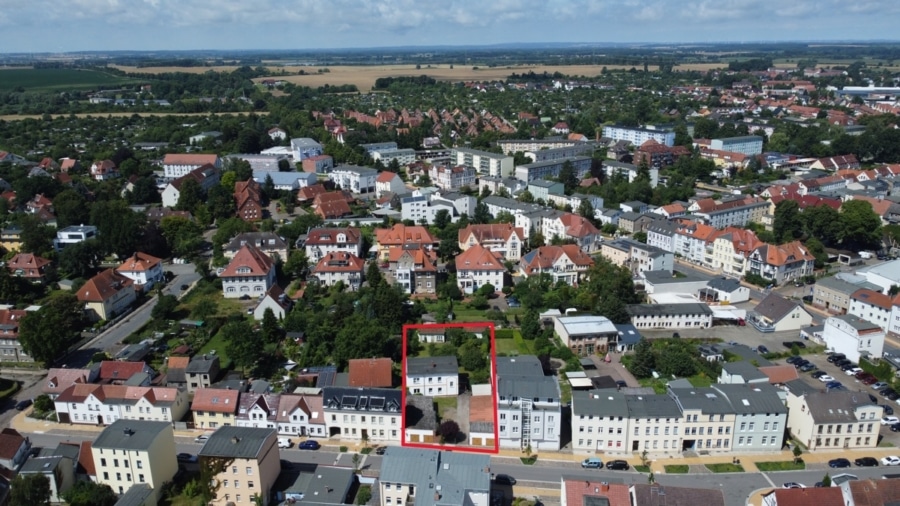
451,147,514,177
161,163,221,207
301,154,334,174
276,394,326,438
515,156,591,182
631,484,725,506
43,367,99,399
497,138,580,155
455,244,506,294
641,271,709,296
267,127,287,141
116,252,164,291
91,420,177,500
375,171,406,197
224,232,289,263
821,314,885,362
561,478,631,506
379,447,490,506
762,487,844,506
0,428,30,470
90,160,119,181
748,292,812,333
525,143,595,163
301,227,363,262
542,212,601,252
199,426,280,506
811,276,881,314
252,285,292,321
54,384,187,426
857,258,900,294
0,308,33,363
604,160,659,188
329,165,377,194
519,245,594,286
785,390,882,451
192,387,240,430
621,199,650,213
693,197,769,229
374,224,437,261
527,179,564,202
185,355,220,393
312,252,365,290
571,389,682,454
703,277,750,304
429,164,476,191
220,245,276,299
496,355,562,450
891,295,900,338
601,239,674,275
400,195,458,225
633,141,692,169
706,227,761,278
601,125,675,147
359,141,398,155
53,224,97,251
406,356,459,397
672,221,718,265
162,153,221,179
747,241,815,285
372,148,416,166
19,454,75,503
553,315,619,357
849,288,892,329
458,223,525,261
0,224,23,252
626,303,713,330
235,393,280,429
710,136,764,156
234,179,263,222
391,246,437,295
322,387,402,442
290,138,324,161
349,358,393,388
76,268,137,321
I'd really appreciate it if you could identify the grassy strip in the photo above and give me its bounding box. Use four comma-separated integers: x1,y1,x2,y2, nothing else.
756,461,805,471
664,465,689,474
520,456,537,465
705,463,744,473
634,465,650,473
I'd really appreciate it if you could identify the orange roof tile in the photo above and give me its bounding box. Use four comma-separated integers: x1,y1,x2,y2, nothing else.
219,245,274,278
191,387,240,413
348,358,393,388
116,252,162,273
758,365,799,384
455,244,505,272
469,395,494,423
76,268,134,303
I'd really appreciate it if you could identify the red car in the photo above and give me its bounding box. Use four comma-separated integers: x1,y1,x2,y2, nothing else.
861,376,879,385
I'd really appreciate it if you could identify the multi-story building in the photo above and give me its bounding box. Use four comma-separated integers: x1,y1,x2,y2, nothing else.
161,163,221,207
185,355,220,392
626,303,713,330
224,232,289,263
451,147,514,177
379,448,490,506
54,384,188,426
849,288,893,329
192,387,240,430
515,156,591,182
0,307,34,363
300,154,333,174
301,227,363,262
54,224,97,251
162,153,221,179
392,247,437,295
821,314,885,362
496,355,561,451
497,138,580,155
786,390,882,451
455,244,506,294
7,252,51,284
634,140,692,169
601,238,673,275
706,227,761,278
525,143,594,163
747,241,815,285
710,136,764,156
572,389,683,454
92,420,177,500
311,252,365,290
374,224,437,261
429,164,476,190
541,212,601,253
199,426,280,506
458,223,525,261
527,179,564,202
812,276,880,315
891,297,900,338
359,141,398,155
519,245,594,286
235,393,279,429
748,292,813,333
234,179,263,222
400,195,457,225
553,315,619,357
603,160,659,188
322,387,402,442
76,268,137,321
375,171,406,197
276,394,326,438
116,252,164,291
406,356,459,397
290,138,324,161
672,221,718,265
220,245,276,299
693,198,769,229
90,159,120,181
329,165,377,194
372,148,416,166
601,125,675,147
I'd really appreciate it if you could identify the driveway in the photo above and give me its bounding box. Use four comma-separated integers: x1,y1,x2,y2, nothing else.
586,352,640,388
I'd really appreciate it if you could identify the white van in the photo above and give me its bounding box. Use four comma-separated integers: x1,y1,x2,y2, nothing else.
278,437,292,449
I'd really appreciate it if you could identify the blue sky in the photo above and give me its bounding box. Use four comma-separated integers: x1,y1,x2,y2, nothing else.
1,0,898,53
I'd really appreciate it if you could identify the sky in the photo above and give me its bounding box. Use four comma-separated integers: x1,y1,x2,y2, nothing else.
1,0,898,53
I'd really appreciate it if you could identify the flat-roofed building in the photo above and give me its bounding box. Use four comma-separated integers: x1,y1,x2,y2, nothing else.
553,315,619,357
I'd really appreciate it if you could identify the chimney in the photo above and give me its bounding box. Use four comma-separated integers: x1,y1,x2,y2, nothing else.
231,436,240,444
601,482,609,492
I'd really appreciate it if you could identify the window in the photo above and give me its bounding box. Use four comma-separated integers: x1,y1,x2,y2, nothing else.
136,461,142,469
224,480,229,488
249,481,254,489
246,467,252,475
139,474,145,483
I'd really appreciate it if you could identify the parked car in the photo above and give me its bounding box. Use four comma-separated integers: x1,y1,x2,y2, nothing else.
493,474,517,486
855,457,879,467
782,482,805,489
799,363,817,372
811,371,828,379
782,341,797,348
793,359,810,369
786,356,802,364
194,435,209,444
374,446,387,455
840,363,859,372
792,341,807,349
14,399,32,411
825,381,843,390
757,345,769,354
883,405,895,416
506,297,521,308
176,453,198,463
817,375,835,383
581,458,603,469
615,380,627,388
298,440,321,450
891,423,900,433
862,376,879,385
828,354,847,363
606,460,630,470
846,367,864,376
836,359,853,368
874,382,890,390
278,437,292,449
881,456,900,466
828,458,851,468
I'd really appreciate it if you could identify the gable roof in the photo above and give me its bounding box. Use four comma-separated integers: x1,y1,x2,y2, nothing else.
44,368,93,396
754,241,814,266
520,245,594,275
191,387,240,413
116,252,162,273
76,268,134,303
630,484,725,506
7,252,51,271
757,364,800,384
753,292,804,323
348,358,393,388
163,153,219,166
99,361,150,381
313,252,366,273
375,224,438,246
455,244,505,272
198,426,275,459
219,245,274,278
850,288,893,311
0,429,25,460
764,487,844,506
376,171,399,183
304,227,361,246
559,213,599,238
458,223,524,244
847,478,900,506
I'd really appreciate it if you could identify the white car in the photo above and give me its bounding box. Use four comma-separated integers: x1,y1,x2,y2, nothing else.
881,455,900,466
845,367,863,376
194,434,209,444
882,416,900,425
817,375,835,383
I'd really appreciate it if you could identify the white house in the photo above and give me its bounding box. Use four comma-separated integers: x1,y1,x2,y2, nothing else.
220,245,276,299
53,224,97,251
785,390,882,451
748,292,813,333
372,148,416,166
455,244,505,294
290,138,324,161
406,356,459,397
626,303,713,330
457,223,525,261
849,288,893,330
322,387,402,442
429,165,476,191
311,252,365,290
252,285,292,321
375,171,406,197
301,227,363,262
162,153,221,179
54,384,188,426
268,127,288,141
822,314,885,362
329,165,378,194
276,394,326,438
115,252,164,291
161,163,221,207
496,356,561,451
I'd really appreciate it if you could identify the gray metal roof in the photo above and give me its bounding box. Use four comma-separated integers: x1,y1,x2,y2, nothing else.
93,420,170,451
625,303,713,317
114,484,154,506
829,314,882,332
322,387,401,413
706,277,743,292
752,292,803,322
572,389,629,417
198,426,275,459
407,356,459,376
20,455,66,475
380,447,490,506
803,391,879,424
186,355,219,374
283,465,354,504
723,344,773,366
712,384,787,414
625,393,682,419
722,361,767,382
642,271,707,285
496,356,560,401
815,275,873,295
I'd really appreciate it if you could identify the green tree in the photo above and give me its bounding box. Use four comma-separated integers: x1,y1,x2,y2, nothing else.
521,308,541,341
821,473,831,487
633,231,647,244
222,321,261,375
52,189,90,228
629,337,655,378
656,347,697,377
802,204,842,246
261,308,281,345
33,394,53,413
18,214,55,256
58,239,103,279
578,199,595,220
152,294,179,320
773,200,803,243
577,257,639,323
191,299,217,321
10,474,50,506
458,339,486,371
473,201,491,224
839,200,883,250
433,209,452,230
558,160,579,194
804,237,829,269
18,293,83,365
284,249,309,279
89,200,146,257
61,480,118,506
175,177,204,213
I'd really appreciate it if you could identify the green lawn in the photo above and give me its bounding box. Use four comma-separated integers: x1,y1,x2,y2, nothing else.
495,330,534,356
756,461,805,471
664,465,689,474
198,331,232,370
634,465,650,473
0,68,141,92
705,463,744,473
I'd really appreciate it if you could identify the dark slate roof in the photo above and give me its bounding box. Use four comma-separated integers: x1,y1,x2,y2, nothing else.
722,361,767,382
631,484,725,506
706,277,743,292
753,292,801,322
614,324,642,345
322,387,401,413
198,426,275,459
572,389,628,417
625,393,682,418
186,355,219,374
93,420,170,451
626,303,713,317
407,356,459,376
803,391,879,424
642,270,707,285
496,356,560,400
115,484,154,506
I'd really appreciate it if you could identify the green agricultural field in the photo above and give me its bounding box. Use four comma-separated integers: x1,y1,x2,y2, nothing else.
0,68,141,92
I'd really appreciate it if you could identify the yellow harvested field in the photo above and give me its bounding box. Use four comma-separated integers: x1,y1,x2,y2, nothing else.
672,63,728,71
0,111,266,121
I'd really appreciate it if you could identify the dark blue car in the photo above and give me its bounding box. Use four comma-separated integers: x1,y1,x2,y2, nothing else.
298,440,320,450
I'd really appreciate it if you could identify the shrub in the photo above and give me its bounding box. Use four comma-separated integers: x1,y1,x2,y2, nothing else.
355,485,372,505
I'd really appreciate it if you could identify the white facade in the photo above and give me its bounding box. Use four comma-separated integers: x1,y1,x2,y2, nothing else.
375,172,406,197
54,386,188,426
785,390,882,452
429,165,476,191
626,303,713,330
373,148,416,166
303,227,363,262
849,291,892,330
515,156,591,182
602,125,675,147
53,225,97,251
496,356,562,451
891,303,900,337
451,147,514,177
322,387,402,442
290,138,324,161
822,315,885,362
604,161,660,188
400,196,458,225
406,359,459,397
329,166,378,194
710,136,764,156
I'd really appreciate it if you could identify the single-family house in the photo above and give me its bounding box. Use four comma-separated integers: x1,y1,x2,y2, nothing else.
748,292,812,333
191,387,240,430
76,268,137,322
455,244,505,294
116,252,164,291
311,252,365,290
519,245,594,286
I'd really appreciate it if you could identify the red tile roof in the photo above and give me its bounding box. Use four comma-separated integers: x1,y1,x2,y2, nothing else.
99,361,150,381
7,253,51,273
219,245,274,278
191,387,240,413
563,479,630,506
163,153,219,166
455,244,505,272
116,252,162,273
376,171,398,183
848,478,900,506
76,268,134,303
765,486,844,506
520,245,594,276
758,365,799,384
375,224,437,247
314,252,366,273
458,223,524,245
79,441,95,477
44,368,93,396
348,358,393,388
559,213,599,238
851,289,893,311
0,429,25,460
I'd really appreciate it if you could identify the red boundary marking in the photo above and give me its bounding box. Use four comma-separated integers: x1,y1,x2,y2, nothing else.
401,322,499,454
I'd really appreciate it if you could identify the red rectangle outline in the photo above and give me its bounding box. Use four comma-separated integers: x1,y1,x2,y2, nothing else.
401,322,499,454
